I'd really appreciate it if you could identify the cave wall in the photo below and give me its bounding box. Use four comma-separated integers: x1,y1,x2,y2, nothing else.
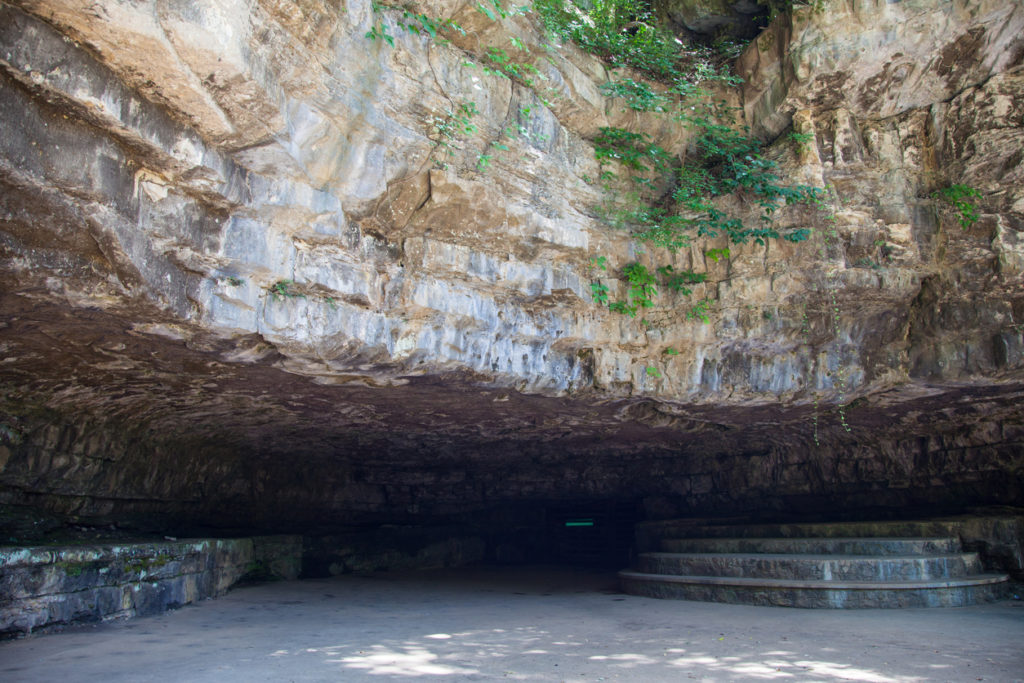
0,0,1022,535
2,387,1021,539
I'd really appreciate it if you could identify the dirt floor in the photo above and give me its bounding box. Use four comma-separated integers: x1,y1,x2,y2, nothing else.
1,566,1022,682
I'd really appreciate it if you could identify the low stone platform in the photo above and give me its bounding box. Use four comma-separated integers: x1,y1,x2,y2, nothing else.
620,519,1016,608
0,536,301,637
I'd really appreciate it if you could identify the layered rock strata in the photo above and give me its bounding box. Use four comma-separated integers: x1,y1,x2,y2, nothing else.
0,0,1022,530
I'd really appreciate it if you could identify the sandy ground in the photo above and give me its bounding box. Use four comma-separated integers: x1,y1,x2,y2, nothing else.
1,566,1022,682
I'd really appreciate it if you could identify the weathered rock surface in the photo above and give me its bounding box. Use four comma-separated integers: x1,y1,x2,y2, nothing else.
0,0,1022,534
738,0,1024,138
0,535,302,637
655,0,766,39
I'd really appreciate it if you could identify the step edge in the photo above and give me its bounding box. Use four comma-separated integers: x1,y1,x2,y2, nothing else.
660,537,961,543
641,552,980,561
618,570,1010,591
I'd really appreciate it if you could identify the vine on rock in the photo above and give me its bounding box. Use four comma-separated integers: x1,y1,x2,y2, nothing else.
365,0,836,396
532,0,823,323
809,194,854,439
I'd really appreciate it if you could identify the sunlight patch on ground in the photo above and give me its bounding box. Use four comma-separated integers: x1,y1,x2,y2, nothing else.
287,625,943,681
331,645,478,676
792,659,924,682
659,650,925,682
588,653,660,666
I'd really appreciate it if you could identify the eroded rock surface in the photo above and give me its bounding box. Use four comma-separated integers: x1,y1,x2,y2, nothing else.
0,0,1022,534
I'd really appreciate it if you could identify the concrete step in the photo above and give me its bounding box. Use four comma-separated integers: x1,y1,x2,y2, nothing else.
635,519,1007,552
618,570,1011,608
636,551,984,582
659,536,963,556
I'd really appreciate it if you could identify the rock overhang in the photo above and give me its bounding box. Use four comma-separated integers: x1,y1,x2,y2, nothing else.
0,0,1023,535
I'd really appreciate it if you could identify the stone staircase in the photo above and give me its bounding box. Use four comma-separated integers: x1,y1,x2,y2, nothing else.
619,521,1012,608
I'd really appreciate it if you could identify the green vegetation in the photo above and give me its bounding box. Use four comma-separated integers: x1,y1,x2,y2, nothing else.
366,2,465,46
534,0,739,86
809,195,853,437
675,109,821,245
535,0,823,320
623,262,658,310
658,266,706,296
600,78,668,113
484,45,546,89
126,554,171,574
363,0,823,328
431,100,480,169
56,560,88,577
588,109,820,317
686,298,714,323
933,184,982,229
787,130,815,152
268,280,305,301
594,127,671,176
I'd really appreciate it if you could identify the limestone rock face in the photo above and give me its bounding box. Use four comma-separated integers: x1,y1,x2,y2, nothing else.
738,0,1024,138
0,0,1022,531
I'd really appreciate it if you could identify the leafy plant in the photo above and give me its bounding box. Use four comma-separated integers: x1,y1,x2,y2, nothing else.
662,346,680,356
593,127,671,174
657,265,706,295
397,8,464,40
622,263,657,309
645,366,662,378
787,130,815,152
675,109,823,245
475,0,529,21
853,257,879,269
608,300,638,317
712,36,748,60
367,2,464,47
599,78,667,112
430,100,480,167
687,298,714,323
477,42,556,106
933,184,982,229
365,22,395,46
268,280,304,301
705,248,730,263
590,282,610,305
534,0,738,87
590,102,820,320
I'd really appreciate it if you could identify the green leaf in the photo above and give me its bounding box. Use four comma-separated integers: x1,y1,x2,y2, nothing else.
476,2,497,20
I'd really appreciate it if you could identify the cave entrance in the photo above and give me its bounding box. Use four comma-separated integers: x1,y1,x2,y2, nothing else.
544,500,639,568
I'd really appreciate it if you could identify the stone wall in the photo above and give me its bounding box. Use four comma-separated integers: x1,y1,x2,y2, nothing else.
0,536,301,638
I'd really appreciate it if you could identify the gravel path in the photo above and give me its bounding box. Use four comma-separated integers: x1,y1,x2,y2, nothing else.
2,566,1022,682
